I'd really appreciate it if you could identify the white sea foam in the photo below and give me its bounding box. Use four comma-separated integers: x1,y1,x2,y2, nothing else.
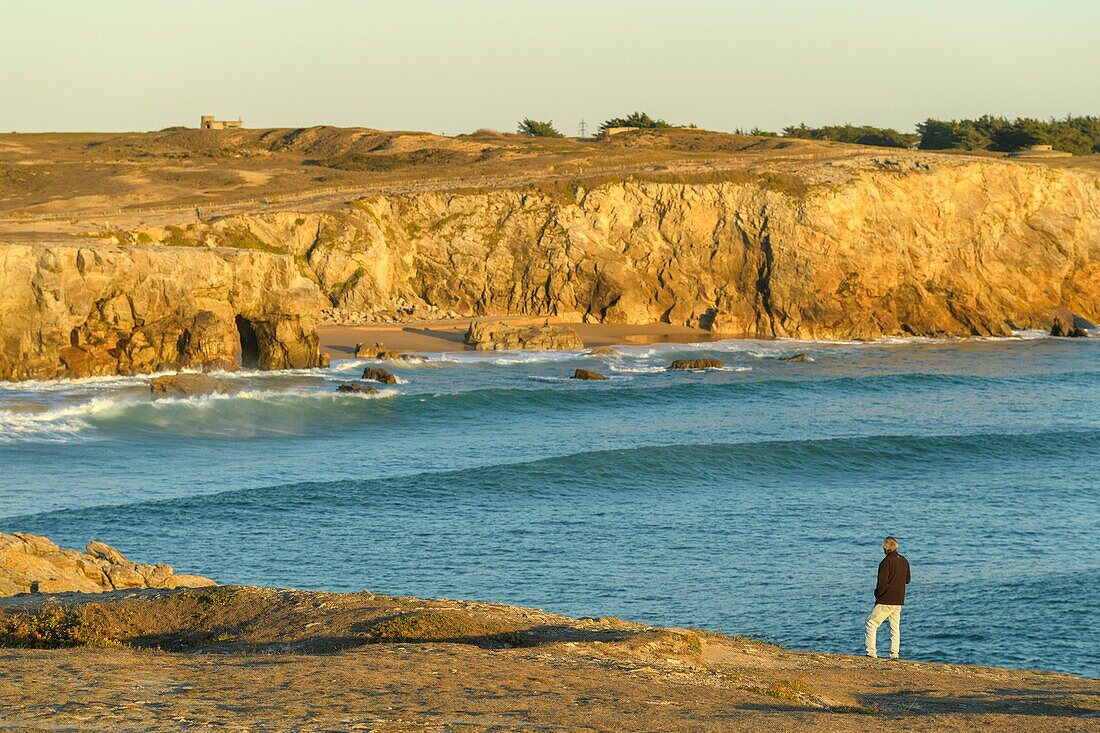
435,350,582,366
0,396,135,443
0,386,402,444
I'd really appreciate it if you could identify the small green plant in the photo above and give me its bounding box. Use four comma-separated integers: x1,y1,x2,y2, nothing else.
0,605,120,648
216,226,282,253
161,225,193,247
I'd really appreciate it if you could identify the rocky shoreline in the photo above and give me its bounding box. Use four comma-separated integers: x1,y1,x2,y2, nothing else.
0,534,1096,731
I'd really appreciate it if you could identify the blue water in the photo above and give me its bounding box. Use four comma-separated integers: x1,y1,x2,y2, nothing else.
1,335,1097,676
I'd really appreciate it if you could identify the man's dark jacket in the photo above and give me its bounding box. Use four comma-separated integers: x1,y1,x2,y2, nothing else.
874,551,911,605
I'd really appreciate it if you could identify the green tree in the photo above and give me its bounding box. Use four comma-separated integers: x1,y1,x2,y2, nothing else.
598,112,671,134
990,118,1048,151
516,118,563,138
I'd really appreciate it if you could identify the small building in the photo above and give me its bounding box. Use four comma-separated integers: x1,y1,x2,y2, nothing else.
602,126,638,138
1007,144,1071,159
200,115,242,130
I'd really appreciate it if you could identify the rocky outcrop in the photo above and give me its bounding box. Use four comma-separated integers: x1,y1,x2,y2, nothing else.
0,532,214,597
335,382,378,394
361,367,398,384
572,369,607,381
1050,309,1091,337
150,373,239,399
354,342,427,362
669,358,723,370
188,156,1098,340
465,320,584,351
0,243,327,381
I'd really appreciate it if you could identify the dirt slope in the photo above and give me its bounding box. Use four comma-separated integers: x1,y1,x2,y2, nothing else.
0,586,1096,732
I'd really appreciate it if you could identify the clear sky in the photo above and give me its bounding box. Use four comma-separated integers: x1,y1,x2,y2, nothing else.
2,0,1098,134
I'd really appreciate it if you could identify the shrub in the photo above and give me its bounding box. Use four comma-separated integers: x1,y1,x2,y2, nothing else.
516,118,563,138
0,605,120,648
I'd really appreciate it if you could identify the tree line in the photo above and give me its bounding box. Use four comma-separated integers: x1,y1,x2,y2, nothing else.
515,113,1100,154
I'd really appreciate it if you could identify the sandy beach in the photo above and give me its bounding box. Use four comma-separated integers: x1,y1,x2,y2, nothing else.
320,317,720,357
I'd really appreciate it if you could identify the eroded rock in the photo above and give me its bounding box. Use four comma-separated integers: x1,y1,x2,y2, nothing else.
0,532,214,597
669,358,724,370
150,374,238,399
465,321,584,351
361,367,398,384
335,382,378,394
0,244,326,381
1051,310,1090,338
572,369,607,381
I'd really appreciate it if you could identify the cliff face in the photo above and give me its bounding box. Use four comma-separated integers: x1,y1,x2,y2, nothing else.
0,244,326,381
2,156,1098,381
210,157,1100,339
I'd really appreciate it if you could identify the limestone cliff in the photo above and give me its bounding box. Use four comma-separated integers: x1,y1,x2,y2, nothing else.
194,155,1100,339
2,155,1098,381
0,244,326,381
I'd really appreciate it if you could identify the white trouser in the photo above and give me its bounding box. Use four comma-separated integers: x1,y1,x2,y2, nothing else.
865,603,903,658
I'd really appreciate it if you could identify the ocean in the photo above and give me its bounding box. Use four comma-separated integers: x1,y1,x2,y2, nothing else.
1,334,1097,676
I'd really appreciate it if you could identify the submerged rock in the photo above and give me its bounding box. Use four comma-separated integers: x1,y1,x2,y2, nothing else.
336,382,378,394
587,346,619,357
150,373,239,399
669,358,724,371
464,320,584,351
0,531,214,597
571,369,607,381
361,367,398,384
782,353,811,362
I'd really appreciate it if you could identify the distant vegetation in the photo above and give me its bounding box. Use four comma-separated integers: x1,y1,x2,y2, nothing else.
516,118,563,138
599,112,674,134
916,116,1100,154
781,123,918,149
742,115,1100,154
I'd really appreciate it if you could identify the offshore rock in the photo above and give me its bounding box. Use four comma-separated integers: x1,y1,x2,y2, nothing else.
335,382,378,394
0,243,327,381
465,320,584,351
669,358,724,370
571,369,607,381
149,373,239,399
361,367,398,384
0,532,214,597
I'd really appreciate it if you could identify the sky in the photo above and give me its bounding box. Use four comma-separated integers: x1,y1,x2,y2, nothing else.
2,0,1098,134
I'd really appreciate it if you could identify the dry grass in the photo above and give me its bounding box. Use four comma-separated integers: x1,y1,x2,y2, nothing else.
365,609,525,647
0,604,121,649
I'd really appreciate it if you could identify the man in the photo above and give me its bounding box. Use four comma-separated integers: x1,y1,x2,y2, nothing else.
865,535,910,659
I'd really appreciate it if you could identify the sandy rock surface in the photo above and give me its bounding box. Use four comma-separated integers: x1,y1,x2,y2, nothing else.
465,319,584,351
0,532,214,597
